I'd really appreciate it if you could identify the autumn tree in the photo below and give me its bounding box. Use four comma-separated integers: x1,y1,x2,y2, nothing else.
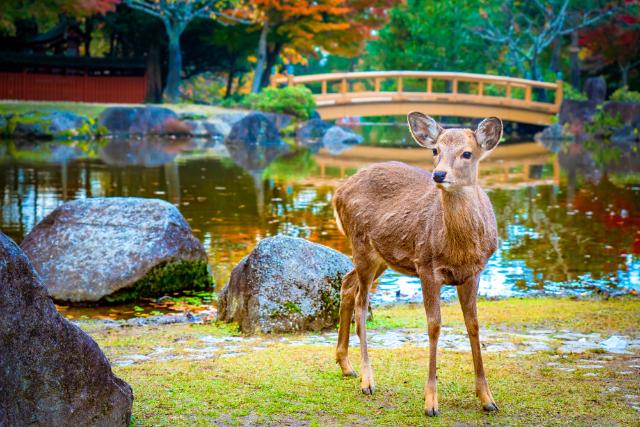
0,0,120,35
250,0,396,93
124,0,248,102
580,1,640,87
472,0,619,81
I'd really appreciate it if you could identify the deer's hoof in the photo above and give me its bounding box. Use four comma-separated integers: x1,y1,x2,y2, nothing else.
424,407,439,417
361,385,375,395
483,402,499,412
343,370,357,378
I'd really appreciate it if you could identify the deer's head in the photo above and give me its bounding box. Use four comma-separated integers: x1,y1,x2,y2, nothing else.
407,112,502,191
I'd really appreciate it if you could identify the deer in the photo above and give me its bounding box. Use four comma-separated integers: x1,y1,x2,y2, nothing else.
332,112,502,416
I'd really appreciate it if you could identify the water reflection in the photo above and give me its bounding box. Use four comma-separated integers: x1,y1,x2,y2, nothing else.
1,125,639,308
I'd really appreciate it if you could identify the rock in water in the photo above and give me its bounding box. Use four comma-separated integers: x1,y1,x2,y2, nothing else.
21,197,211,303
0,231,133,426
321,126,363,154
218,235,352,333
226,112,280,146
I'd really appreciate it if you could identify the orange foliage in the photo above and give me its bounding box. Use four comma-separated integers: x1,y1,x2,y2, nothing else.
253,0,398,61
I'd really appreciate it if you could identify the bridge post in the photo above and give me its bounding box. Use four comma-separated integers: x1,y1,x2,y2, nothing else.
426,77,432,93
375,78,381,93
555,79,563,107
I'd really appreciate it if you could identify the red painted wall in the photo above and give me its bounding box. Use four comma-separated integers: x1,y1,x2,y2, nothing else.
0,72,147,103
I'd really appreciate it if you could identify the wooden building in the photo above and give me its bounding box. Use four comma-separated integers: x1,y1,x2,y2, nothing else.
0,53,148,103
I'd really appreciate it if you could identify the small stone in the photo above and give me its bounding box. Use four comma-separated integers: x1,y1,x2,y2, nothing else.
600,335,629,353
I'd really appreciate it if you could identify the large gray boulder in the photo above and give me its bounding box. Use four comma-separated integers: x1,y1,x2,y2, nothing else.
218,235,352,334
21,197,211,303
226,112,280,146
0,231,133,426
98,106,190,136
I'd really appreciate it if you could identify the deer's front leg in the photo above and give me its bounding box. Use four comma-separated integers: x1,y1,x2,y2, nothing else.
457,276,498,412
420,273,442,417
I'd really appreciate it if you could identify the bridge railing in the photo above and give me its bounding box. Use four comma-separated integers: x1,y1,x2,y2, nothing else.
272,71,562,113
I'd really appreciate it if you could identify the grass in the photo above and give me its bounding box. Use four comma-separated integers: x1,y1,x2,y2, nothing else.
369,297,640,334
83,297,640,426
0,100,241,119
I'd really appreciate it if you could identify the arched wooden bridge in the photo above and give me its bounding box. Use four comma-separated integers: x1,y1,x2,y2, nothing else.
272,71,563,125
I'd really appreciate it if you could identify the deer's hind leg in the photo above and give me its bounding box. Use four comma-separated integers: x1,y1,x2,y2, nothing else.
353,251,386,395
336,269,359,377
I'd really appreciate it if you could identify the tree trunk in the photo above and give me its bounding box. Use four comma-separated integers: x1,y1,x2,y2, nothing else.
260,42,282,89
570,32,580,89
146,44,163,103
164,27,184,103
620,63,629,87
550,36,561,75
251,19,270,94
225,64,235,98
84,18,93,57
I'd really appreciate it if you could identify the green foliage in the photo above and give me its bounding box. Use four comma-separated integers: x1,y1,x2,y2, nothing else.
243,86,316,120
563,82,588,101
585,105,624,138
610,86,640,102
179,72,226,104
364,0,498,74
102,260,214,304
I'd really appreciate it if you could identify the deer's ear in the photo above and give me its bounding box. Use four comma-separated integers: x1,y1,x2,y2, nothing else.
475,117,503,151
407,112,442,148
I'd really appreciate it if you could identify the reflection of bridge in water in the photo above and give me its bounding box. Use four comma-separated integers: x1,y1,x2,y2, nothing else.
303,142,559,189
273,71,562,125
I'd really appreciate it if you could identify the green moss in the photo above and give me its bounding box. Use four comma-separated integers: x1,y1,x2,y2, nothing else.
283,301,302,314
321,273,343,322
102,260,214,304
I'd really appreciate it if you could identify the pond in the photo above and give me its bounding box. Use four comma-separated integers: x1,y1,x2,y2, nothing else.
1,124,639,319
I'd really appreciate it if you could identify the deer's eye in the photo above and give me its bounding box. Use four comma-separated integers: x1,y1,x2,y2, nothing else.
462,151,472,159
432,149,438,156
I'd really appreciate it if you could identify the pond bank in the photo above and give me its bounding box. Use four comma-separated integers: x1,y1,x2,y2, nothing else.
84,297,640,425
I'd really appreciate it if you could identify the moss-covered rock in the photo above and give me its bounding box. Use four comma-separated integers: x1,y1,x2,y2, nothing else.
8,111,95,140
21,197,211,303
103,260,213,304
218,235,352,334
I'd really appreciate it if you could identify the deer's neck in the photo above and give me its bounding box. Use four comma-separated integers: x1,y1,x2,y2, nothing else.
438,186,487,256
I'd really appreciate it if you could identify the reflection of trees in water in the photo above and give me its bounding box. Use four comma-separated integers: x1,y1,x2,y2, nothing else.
491,176,639,289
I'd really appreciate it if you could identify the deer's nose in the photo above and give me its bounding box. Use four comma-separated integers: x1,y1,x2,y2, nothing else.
433,171,447,183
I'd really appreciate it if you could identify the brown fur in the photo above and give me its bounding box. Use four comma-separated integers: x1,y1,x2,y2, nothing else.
332,112,502,416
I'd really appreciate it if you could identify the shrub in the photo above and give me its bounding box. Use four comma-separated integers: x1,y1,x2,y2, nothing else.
244,86,316,120
563,82,588,101
584,105,624,138
610,86,640,102
179,73,226,104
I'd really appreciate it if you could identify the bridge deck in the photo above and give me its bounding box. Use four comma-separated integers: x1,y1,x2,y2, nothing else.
272,71,562,125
